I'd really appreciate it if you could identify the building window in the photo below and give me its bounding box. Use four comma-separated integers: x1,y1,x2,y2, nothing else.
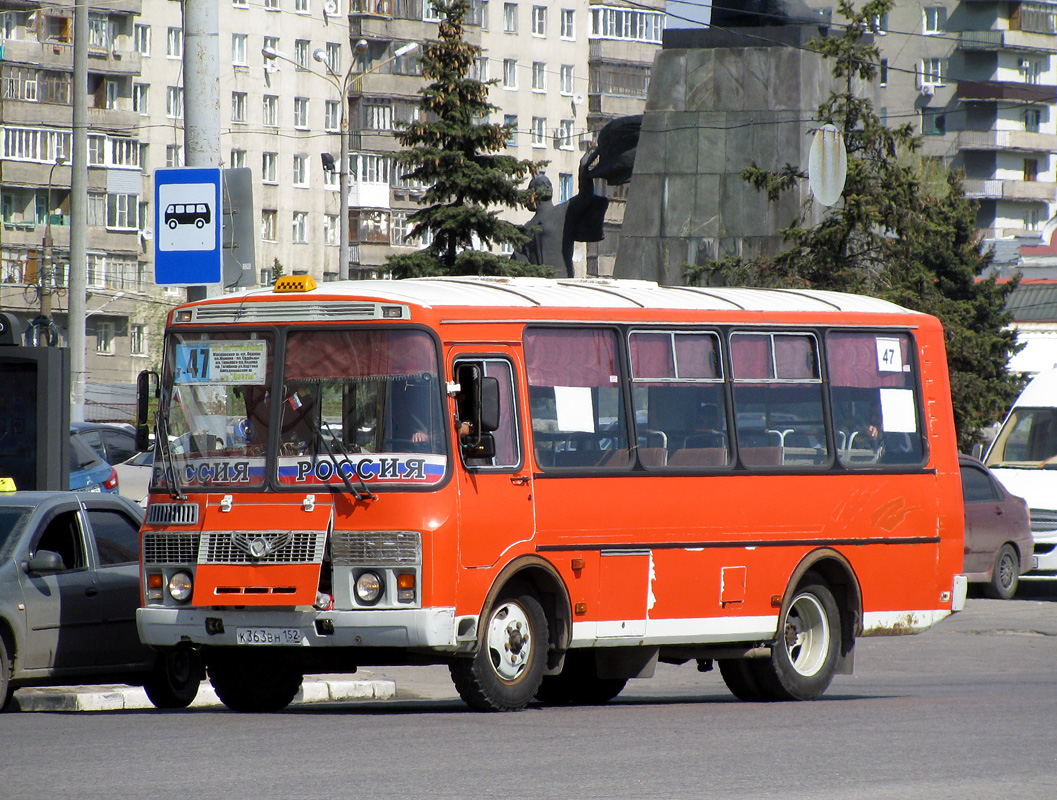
263,95,279,127
105,80,118,110
135,24,151,55
264,0,279,9
557,119,574,149
167,27,182,58
323,42,341,74
559,172,573,202
232,33,247,65
166,86,184,118
95,320,115,355
133,83,149,115
351,209,390,243
263,35,279,56
504,2,518,32
589,6,663,43
363,97,393,130
130,324,147,356
472,56,489,82
532,5,546,35
919,58,944,86
231,91,247,123
351,153,390,183
324,164,339,189
294,39,309,68
294,97,309,128
324,214,339,245
293,154,309,186
295,0,310,12
292,211,308,242
1020,58,1043,84
107,193,137,230
233,0,248,6
561,8,575,39
560,64,574,95
504,114,518,146
923,6,946,34
165,145,183,167
531,116,545,147
1024,158,1038,181
262,151,278,183
879,59,888,87
921,108,946,135
1025,208,1042,230
1024,108,1042,133
391,211,411,246
325,100,341,132
589,62,650,97
261,209,277,241
230,149,246,168
872,12,888,34
532,61,546,92
503,58,518,88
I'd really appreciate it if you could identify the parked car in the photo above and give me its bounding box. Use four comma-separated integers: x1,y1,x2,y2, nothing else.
68,432,119,494
70,422,139,467
959,454,1034,599
0,491,201,710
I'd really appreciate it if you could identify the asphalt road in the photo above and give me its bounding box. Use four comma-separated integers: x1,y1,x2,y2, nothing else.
2,588,1056,799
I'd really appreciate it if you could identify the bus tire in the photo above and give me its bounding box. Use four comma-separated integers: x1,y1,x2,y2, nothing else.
718,658,768,702
450,588,548,712
535,650,627,706
754,574,841,701
145,647,203,709
208,650,303,713
984,544,1019,600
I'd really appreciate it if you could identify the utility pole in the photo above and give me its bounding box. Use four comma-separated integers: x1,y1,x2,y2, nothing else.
184,0,222,302
69,0,88,422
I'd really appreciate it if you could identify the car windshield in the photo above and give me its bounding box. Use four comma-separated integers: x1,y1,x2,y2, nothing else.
158,331,275,489
986,407,1057,469
0,506,31,559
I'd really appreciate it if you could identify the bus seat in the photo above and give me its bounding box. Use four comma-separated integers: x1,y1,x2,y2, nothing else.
637,447,667,467
668,447,728,467
740,446,783,467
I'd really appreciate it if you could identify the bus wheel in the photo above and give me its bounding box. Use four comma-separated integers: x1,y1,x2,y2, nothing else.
450,588,548,712
754,575,841,701
718,658,768,702
145,647,203,709
984,544,1020,600
208,650,303,713
535,650,627,706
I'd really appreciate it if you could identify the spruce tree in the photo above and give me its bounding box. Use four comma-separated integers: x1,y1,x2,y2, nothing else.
387,0,550,277
687,0,1022,449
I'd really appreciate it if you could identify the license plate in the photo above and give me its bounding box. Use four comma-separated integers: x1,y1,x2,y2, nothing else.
236,627,302,645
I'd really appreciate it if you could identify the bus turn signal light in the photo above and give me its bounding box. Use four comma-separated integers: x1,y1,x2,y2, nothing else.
397,573,415,603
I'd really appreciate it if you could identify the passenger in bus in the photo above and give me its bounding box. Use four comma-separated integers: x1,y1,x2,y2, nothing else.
683,402,727,449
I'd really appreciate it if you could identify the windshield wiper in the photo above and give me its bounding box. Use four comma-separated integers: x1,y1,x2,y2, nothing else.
155,406,187,502
287,394,376,502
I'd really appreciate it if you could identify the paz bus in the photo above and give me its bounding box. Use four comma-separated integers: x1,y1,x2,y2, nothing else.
135,276,966,712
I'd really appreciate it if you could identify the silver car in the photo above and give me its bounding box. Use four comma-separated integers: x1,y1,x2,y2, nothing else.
0,491,200,710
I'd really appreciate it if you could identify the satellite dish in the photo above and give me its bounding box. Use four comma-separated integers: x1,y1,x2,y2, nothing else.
572,94,583,106
323,0,338,14
808,124,847,207
141,227,154,241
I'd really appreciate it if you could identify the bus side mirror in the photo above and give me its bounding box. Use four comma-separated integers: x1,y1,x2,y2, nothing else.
462,432,496,460
136,370,159,451
479,377,500,433
971,442,983,460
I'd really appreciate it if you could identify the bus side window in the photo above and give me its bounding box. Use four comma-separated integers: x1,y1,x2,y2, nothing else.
455,359,521,469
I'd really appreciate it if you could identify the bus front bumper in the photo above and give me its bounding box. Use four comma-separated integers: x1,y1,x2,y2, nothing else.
137,605,465,652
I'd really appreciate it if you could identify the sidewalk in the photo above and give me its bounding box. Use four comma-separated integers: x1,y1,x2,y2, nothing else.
11,674,397,713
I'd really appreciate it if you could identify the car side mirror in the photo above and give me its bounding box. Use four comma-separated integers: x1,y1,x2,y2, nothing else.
971,442,983,460
25,550,65,574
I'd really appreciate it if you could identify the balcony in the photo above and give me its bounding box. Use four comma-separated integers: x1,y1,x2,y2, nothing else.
957,80,1057,103
956,130,1057,153
963,178,1056,201
959,29,1054,53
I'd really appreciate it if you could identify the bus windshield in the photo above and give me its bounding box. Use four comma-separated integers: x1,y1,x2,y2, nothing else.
157,328,446,491
986,407,1057,469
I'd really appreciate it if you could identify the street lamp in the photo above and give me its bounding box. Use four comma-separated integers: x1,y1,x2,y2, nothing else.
312,41,418,281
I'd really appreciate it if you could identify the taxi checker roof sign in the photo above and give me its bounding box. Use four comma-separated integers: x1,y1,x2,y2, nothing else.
154,167,222,286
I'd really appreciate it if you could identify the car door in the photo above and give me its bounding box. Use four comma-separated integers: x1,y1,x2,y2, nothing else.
18,501,103,672
961,461,1002,574
84,501,149,668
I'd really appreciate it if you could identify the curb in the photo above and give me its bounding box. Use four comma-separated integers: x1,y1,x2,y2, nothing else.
12,678,397,712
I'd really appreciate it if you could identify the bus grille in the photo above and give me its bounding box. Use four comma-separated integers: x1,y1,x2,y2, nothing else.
1030,509,1057,535
143,532,201,565
147,503,200,526
191,302,388,324
331,531,421,566
202,531,327,564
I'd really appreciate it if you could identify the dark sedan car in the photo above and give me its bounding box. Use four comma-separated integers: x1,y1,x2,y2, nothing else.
0,491,200,710
959,454,1034,600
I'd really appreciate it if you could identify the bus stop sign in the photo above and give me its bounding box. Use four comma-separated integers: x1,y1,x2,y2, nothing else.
154,167,223,286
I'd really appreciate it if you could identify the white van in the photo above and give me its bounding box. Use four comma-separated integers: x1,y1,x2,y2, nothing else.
984,368,1057,578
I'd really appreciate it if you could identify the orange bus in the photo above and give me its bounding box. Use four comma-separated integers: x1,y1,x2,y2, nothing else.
136,276,966,712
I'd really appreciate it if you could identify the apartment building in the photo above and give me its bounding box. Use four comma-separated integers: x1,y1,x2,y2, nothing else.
0,0,160,419
816,0,1057,241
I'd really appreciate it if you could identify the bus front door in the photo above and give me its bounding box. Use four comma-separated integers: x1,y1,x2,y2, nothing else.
453,353,535,569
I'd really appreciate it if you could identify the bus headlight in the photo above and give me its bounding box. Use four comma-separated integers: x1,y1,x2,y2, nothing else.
168,571,194,604
355,571,384,605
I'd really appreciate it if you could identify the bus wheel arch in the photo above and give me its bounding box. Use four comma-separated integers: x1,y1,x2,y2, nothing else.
785,548,862,672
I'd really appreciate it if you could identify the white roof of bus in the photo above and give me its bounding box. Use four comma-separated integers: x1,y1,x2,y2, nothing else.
229,277,917,315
